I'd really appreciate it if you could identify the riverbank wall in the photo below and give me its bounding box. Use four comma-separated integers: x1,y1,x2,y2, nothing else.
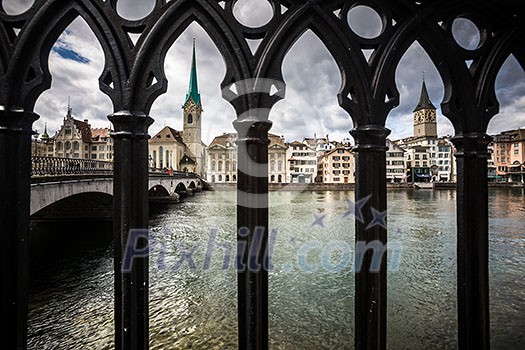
208,182,525,191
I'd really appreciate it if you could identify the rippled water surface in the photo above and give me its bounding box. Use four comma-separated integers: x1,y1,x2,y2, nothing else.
28,189,525,349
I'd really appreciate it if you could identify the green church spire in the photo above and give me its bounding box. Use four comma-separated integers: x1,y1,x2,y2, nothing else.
413,76,436,112
184,38,201,107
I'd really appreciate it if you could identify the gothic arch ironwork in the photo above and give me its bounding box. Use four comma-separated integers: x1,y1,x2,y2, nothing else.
1,1,524,350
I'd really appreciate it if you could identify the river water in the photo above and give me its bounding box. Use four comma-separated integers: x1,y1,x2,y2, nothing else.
28,189,524,349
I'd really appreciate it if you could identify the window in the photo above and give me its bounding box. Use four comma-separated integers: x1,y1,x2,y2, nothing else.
226,175,230,182
343,156,350,161
187,114,193,124
226,161,230,171
271,175,275,182
233,162,237,171
65,128,71,135
332,156,340,161
211,175,216,182
334,177,340,182
57,142,63,151
91,154,97,159
99,145,105,151
218,161,223,171
100,154,105,159
278,161,282,171
73,142,80,151
278,175,282,183
92,146,97,151
65,141,71,150
212,161,216,171
271,161,275,172
218,175,222,182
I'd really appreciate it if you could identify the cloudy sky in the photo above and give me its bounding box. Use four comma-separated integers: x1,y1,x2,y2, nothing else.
5,0,525,144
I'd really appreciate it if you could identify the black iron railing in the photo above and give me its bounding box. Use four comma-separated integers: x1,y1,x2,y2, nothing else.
0,1,523,350
30,156,113,176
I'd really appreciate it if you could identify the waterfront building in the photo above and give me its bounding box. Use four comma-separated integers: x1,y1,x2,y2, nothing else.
268,134,288,183
286,141,317,183
386,139,406,182
50,106,113,161
317,146,355,183
206,133,287,183
394,80,455,182
492,128,525,182
90,128,113,161
148,39,207,177
206,132,238,183
181,39,207,177
149,126,190,171
53,106,92,159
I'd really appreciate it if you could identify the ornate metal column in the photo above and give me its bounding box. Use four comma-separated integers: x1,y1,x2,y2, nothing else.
108,111,153,350
0,108,39,349
233,113,272,350
451,132,491,350
350,124,390,350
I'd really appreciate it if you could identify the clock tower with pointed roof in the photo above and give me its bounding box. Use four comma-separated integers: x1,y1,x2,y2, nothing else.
182,38,205,176
413,79,437,138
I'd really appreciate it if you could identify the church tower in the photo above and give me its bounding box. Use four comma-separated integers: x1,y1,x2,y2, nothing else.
413,78,437,138
182,38,204,175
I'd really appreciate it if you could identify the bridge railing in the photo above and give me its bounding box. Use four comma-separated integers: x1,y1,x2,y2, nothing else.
31,156,113,177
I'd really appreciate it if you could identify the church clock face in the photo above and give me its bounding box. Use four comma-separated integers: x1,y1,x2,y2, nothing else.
414,111,424,124
423,109,436,122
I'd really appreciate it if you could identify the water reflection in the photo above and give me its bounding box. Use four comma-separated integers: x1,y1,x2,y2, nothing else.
28,189,524,349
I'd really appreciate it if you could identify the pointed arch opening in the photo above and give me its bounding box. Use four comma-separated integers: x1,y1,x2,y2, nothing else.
270,30,352,143
33,18,112,148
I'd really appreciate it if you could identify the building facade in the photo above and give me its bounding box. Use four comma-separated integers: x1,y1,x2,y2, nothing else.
493,128,525,182
206,133,287,183
394,80,455,182
46,107,113,161
286,141,317,183
386,139,405,182
181,39,207,177
318,146,355,183
149,126,188,171
147,40,207,177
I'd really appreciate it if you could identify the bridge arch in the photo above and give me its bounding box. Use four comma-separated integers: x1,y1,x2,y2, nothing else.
30,179,113,217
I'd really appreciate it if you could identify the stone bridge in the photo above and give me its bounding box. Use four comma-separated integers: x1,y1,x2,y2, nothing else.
30,173,202,217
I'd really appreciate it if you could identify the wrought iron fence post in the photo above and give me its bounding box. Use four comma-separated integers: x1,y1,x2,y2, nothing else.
350,124,390,350
0,108,39,349
109,111,153,350
233,115,272,350
451,132,491,350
